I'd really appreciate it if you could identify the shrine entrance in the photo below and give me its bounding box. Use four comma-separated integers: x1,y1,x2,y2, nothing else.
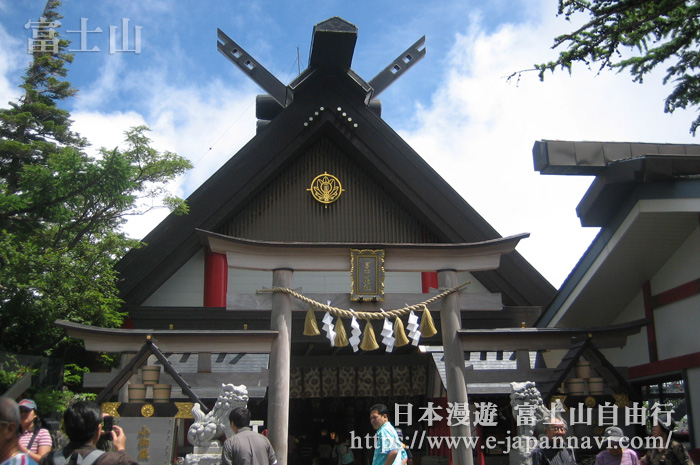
284,352,432,465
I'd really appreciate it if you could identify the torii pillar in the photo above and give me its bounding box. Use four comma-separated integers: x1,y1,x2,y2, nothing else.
203,232,529,465
439,269,473,465
268,268,293,465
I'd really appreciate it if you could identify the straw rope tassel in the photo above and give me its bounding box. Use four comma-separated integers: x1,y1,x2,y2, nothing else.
419,305,438,337
334,317,349,347
360,320,380,351
303,308,321,336
394,317,410,347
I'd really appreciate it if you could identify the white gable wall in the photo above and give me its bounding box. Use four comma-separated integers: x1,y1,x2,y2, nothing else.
228,269,488,295
142,249,206,307
600,226,700,366
649,225,700,360
601,292,648,367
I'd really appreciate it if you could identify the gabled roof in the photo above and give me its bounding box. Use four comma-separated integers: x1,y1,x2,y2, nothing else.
538,338,639,404
115,19,555,308
533,140,700,327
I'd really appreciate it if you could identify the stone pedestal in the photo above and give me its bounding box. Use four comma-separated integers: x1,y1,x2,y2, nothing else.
184,444,223,465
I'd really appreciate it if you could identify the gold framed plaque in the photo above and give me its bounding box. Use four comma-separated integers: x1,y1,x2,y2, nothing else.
351,249,385,301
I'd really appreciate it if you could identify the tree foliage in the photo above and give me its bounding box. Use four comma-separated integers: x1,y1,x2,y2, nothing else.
0,1,192,359
528,0,700,134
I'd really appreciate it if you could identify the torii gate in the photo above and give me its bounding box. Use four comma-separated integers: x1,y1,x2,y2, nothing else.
200,229,530,465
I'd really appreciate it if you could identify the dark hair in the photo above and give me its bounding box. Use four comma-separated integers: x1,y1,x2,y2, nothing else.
64,401,102,444
229,407,251,429
369,404,389,416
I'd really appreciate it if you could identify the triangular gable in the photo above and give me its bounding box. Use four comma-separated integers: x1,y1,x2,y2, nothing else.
540,338,639,404
116,19,555,308
221,132,440,242
95,337,208,412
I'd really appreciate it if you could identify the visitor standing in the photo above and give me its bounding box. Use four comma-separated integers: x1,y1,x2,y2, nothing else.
369,404,406,465
531,418,576,465
0,398,38,465
17,400,51,462
40,400,137,465
221,408,277,465
595,427,639,465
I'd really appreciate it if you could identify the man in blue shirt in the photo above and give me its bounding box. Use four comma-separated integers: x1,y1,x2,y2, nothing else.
369,405,406,465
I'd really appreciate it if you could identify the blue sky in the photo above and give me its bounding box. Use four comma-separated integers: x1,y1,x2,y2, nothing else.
1,0,697,288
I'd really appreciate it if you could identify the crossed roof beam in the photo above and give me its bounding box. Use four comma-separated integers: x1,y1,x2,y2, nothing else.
217,17,426,108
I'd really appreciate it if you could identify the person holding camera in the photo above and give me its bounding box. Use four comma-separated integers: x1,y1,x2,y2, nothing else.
40,401,137,465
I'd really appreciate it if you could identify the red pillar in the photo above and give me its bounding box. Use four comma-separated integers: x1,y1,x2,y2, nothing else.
204,250,228,307
422,272,438,293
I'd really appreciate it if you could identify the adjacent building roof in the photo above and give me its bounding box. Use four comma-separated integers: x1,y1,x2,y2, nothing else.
533,140,700,327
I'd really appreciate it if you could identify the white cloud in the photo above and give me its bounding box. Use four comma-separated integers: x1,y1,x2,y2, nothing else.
399,7,696,287
71,70,256,241
0,19,29,108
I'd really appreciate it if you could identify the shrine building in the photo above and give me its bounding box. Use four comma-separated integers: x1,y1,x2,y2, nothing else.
59,17,655,465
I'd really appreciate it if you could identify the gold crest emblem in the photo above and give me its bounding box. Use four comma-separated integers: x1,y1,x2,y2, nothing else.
308,172,344,205
140,403,155,417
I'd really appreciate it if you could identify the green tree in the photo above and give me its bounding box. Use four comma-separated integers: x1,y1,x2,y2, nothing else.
522,0,700,134
0,1,192,360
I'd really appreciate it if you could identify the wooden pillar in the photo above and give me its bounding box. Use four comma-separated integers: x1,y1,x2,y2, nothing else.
422,272,438,293
438,269,473,465
642,281,658,362
204,250,227,307
118,353,137,402
268,268,292,465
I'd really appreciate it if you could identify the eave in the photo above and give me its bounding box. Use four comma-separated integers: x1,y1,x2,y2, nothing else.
55,319,278,353
459,318,647,351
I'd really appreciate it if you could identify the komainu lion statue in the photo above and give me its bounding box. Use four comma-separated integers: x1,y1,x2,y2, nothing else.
187,384,249,448
509,381,564,465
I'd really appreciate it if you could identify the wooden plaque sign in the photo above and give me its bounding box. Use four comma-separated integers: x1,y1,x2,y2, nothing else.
350,249,385,301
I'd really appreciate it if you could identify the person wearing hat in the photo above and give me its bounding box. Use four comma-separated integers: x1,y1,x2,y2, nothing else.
17,401,51,462
595,427,639,465
0,397,38,465
640,418,693,465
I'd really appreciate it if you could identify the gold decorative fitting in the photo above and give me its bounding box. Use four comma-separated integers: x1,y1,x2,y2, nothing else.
613,393,630,409
101,402,121,417
175,402,194,419
308,172,344,206
585,396,596,408
141,404,155,417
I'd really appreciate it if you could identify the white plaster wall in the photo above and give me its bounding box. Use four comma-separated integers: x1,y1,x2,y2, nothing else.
654,295,700,359
228,269,489,295
649,225,700,360
687,367,700,449
142,249,205,306
601,292,649,367
651,226,700,294
601,226,700,365
228,268,272,293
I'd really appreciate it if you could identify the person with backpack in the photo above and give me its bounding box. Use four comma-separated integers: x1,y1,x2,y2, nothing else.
40,401,137,465
17,400,51,462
